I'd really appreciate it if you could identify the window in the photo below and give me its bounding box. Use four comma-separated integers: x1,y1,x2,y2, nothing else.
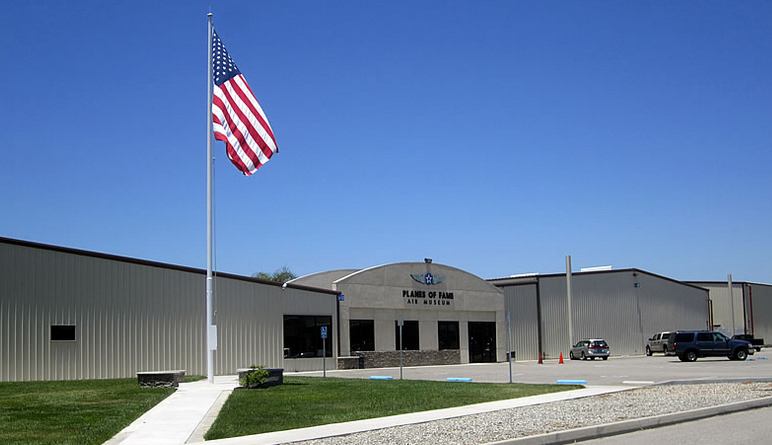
697,333,713,342
283,315,332,358
438,321,459,350
394,320,419,350
51,325,76,341
349,320,375,352
675,333,693,342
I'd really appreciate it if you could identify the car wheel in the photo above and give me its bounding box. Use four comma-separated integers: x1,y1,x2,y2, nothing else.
686,350,698,362
735,349,748,361
645,346,652,356
569,351,575,360
678,354,689,362
581,351,586,360
602,356,608,360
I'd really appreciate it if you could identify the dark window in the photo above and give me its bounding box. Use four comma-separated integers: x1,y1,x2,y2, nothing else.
51,325,76,341
591,341,608,348
349,320,375,352
283,315,332,358
696,333,713,342
394,320,419,350
675,333,694,342
438,321,459,350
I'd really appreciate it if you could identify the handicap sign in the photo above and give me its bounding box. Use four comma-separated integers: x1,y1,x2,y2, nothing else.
320,325,328,339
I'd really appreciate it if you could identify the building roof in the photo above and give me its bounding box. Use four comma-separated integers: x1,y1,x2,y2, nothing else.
0,236,339,295
686,280,772,288
292,261,504,294
488,268,709,292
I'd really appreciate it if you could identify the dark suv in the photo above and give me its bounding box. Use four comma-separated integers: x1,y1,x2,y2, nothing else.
666,330,753,362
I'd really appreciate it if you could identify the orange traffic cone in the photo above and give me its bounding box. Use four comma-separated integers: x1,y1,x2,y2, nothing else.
538,352,543,364
559,352,564,364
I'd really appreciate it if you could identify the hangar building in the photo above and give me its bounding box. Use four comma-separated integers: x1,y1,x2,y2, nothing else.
687,280,772,342
1,236,725,381
490,269,710,360
0,237,337,382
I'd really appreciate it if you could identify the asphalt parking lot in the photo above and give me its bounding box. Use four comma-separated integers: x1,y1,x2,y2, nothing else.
294,350,772,386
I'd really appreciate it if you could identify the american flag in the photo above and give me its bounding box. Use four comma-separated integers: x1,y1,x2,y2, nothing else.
211,30,278,175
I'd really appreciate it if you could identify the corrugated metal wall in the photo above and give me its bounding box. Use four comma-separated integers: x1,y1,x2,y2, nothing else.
501,283,539,360
690,283,746,336
538,272,708,357
0,241,336,381
749,284,772,343
496,271,709,359
214,278,337,375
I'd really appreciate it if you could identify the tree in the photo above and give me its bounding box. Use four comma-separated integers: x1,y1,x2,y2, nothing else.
252,266,297,283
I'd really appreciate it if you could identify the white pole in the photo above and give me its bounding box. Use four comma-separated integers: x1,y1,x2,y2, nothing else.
566,256,573,346
728,273,735,336
399,320,404,380
322,327,327,378
506,310,512,384
206,12,215,384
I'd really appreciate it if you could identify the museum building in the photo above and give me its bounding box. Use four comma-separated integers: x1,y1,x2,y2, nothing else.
0,236,726,382
289,259,508,368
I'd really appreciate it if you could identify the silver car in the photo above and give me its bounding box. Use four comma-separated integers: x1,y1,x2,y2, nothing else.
569,338,610,360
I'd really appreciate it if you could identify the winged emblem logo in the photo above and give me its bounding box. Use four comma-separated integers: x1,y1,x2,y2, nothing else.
410,272,444,285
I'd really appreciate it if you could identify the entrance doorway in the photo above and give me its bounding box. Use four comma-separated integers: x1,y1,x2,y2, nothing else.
468,321,497,363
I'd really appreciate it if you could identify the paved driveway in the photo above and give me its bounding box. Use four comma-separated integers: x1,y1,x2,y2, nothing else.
292,350,772,386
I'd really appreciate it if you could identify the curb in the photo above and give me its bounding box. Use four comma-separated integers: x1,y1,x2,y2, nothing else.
657,377,772,385
484,396,772,445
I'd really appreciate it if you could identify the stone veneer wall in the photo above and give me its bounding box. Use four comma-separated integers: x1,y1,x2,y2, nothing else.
351,350,461,368
336,356,362,369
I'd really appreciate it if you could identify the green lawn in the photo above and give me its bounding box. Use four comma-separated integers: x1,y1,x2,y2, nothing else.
182,374,206,383
205,376,580,440
0,379,175,445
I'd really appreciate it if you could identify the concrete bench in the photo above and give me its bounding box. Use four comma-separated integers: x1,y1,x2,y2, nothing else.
236,368,283,388
137,370,186,388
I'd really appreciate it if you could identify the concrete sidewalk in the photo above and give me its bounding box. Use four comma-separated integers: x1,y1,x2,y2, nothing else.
192,385,633,445
105,376,239,445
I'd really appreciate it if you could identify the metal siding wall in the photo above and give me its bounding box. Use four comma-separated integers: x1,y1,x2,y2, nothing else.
636,274,709,345
694,283,746,336
0,242,335,381
213,280,336,375
501,284,539,360
537,277,569,359
749,284,772,343
537,272,709,357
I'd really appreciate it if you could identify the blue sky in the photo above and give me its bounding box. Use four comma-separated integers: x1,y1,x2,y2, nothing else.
1,1,770,282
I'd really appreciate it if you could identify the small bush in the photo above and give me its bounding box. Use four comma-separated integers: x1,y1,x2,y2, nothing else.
241,365,270,388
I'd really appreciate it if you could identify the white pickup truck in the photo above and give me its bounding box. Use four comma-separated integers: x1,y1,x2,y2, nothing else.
645,331,671,356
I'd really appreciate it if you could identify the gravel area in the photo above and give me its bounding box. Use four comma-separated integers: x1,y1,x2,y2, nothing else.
295,382,772,445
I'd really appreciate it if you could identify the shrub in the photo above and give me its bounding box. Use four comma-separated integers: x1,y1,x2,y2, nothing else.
241,365,270,388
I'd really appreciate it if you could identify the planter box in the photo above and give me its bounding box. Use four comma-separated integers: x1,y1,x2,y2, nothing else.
237,368,284,388
137,370,186,388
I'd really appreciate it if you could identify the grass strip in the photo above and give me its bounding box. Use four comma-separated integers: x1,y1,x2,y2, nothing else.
205,376,579,439
0,379,174,445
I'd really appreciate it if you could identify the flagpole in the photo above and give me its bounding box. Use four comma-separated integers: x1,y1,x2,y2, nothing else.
206,12,215,384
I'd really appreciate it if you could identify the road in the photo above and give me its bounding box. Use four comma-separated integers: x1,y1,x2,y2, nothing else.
578,405,772,444
293,350,772,386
